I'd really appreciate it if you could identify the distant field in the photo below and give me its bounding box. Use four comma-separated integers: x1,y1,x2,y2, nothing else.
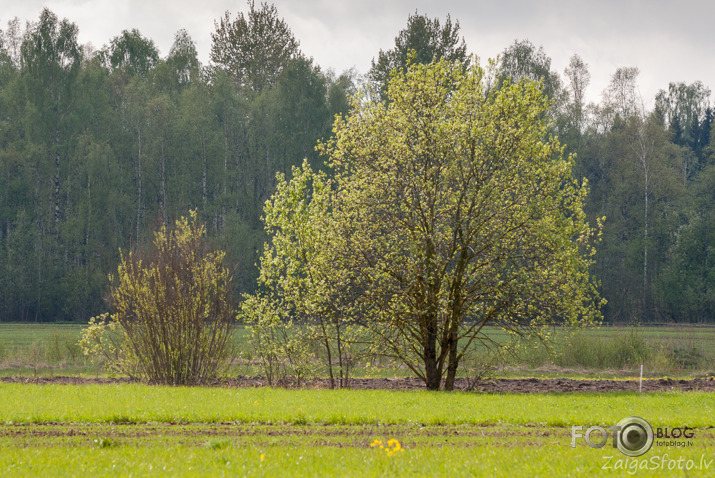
0,323,713,379
0,384,713,476
0,323,86,349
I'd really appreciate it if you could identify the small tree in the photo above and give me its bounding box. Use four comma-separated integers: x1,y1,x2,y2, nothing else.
87,211,235,385
240,161,359,388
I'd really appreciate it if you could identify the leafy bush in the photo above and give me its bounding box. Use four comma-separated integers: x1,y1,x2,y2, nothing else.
240,295,317,386
611,328,651,367
79,313,141,378
81,212,235,385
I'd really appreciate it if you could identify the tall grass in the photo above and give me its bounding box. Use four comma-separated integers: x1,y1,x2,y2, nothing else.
507,327,712,374
555,328,651,369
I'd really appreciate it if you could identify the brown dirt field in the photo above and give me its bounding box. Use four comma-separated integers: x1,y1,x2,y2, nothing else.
1,375,714,392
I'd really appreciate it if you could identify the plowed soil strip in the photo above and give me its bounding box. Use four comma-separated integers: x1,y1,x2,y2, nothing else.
1,423,573,449
2,376,714,392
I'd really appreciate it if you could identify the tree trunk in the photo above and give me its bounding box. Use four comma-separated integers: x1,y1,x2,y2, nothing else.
643,168,648,319
424,356,441,390
319,318,335,389
160,137,167,225
336,323,345,388
443,332,459,391
221,127,229,229
136,127,143,247
634,117,651,321
85,174,91,265
201,138,207,211
424,315,442,390
54,128,61,226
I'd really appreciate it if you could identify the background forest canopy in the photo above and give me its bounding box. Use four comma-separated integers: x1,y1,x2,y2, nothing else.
0,4,713,324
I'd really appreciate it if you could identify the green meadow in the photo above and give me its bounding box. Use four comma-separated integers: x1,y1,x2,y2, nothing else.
0,324,713,476
0,385,713,477
1,384,713,426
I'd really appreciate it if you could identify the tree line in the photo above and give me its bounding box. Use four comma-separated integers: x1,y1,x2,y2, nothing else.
0,5,713,323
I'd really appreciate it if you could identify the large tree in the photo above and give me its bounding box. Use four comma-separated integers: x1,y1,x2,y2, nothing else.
166,29,200,87
658,164,715,322
242,160,356,388
600,66,640,126
258,59,603,390
210,1,299,92
104,29,159,78
21,8,82,227
498,39,563,105
368,11,468,99
563,54,591,134
655,81,712,170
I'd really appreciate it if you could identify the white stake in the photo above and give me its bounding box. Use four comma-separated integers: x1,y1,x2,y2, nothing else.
639,364,643,393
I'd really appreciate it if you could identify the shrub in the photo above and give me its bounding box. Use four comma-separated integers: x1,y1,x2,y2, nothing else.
47,333,82,362
79,313,141,378
82,211,235,385
555,333,609,369
240,295,317,386
611,328,651,368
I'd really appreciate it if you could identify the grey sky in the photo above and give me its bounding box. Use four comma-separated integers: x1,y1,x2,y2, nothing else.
2,0,713,105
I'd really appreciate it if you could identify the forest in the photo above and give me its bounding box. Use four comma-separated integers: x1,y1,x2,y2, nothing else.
0,4,713,324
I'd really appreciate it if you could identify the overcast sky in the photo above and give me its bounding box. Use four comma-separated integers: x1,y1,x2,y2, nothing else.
2,0,713,105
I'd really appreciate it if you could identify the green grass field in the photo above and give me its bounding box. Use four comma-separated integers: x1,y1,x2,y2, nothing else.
1,324,713,476
0,385,713,476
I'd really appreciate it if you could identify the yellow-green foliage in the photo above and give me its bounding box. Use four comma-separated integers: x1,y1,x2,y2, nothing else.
79,313,141,378
241,161,363,388
82,211,235,385
304,57,604,389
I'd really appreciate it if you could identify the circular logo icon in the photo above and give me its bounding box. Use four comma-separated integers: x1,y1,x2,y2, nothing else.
616,416,654,457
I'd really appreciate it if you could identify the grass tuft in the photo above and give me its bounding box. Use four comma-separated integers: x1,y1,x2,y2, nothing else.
204,438,232,449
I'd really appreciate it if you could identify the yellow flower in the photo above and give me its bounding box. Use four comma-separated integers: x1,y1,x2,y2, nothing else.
388,439,403,450
372,438,405,455
260,454,265,462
